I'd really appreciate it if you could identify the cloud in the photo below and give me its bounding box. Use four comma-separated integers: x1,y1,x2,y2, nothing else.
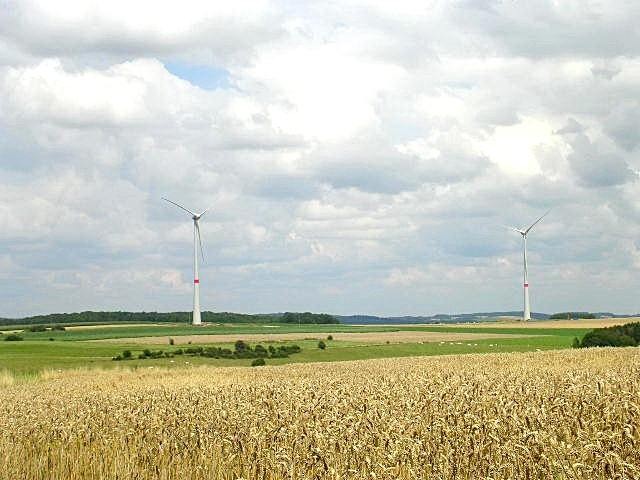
0,0,280,61
448,1,640,58
604,103,640,152
566,133,637,187
554,118,585,135
3,2,640,317
591,60,622,80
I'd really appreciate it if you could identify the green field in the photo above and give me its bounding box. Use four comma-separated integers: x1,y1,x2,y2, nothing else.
0,321,600,376
1,323,397,341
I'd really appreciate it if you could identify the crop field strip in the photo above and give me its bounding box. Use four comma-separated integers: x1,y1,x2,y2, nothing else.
92,330,540,345
1,348,638,479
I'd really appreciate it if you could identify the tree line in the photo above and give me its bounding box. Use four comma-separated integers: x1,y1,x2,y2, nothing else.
550,312,596,320
0,311,339,326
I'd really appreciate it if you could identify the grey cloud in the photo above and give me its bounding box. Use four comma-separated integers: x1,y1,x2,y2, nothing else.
554,118,585,135
567,134,636,187
0,2,282,62
591,60,621,80
448,1,640,58
309,136,489,195
247,174,320,200
604,103,640,152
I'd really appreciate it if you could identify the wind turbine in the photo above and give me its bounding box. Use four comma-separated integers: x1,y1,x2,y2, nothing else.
508,210,550,321
162,197,210,326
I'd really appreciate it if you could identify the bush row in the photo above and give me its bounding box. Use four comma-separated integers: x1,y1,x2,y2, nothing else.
27,325,66,332
112,340,302,361
3,334,23,341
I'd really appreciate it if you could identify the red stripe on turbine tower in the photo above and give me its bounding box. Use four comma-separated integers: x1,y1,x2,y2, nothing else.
524,283,529,287
194,279,200,284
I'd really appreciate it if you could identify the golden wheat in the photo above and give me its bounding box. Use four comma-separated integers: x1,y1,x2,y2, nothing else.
1,348,639,479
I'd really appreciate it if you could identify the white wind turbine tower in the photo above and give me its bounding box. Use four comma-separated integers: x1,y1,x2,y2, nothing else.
509,210,550,321
162,197,210,326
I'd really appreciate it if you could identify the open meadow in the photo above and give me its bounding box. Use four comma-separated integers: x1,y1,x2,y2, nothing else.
1,347,638,479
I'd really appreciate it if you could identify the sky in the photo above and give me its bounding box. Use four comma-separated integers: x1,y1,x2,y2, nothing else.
1,1,640,318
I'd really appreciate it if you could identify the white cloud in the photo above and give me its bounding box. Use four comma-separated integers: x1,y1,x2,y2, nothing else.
480,117,558,176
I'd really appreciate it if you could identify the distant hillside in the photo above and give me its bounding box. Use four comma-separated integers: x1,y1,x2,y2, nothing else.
339,312,550,325
338,311,635,325
0,311,338,326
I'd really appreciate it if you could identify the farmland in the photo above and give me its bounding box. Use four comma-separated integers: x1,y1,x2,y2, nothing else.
1,347,638,479
0,319,621,375
0,319,609,375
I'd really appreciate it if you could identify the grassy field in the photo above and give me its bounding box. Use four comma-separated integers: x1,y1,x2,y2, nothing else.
1,348,638,479
0,319,614,375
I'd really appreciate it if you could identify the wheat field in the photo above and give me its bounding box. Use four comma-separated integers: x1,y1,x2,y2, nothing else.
1,348,639,479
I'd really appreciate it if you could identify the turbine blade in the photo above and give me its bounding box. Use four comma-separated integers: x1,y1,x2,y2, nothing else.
501,224,523,234
195,221,205,262
162,197,196,216
524,209,551,235
199,205,214,218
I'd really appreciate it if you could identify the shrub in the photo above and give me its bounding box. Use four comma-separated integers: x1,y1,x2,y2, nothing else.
234,340,248,352
4,334,23,341
174,348,184,355
251,358,266,367
318,340,326,350
168,338,174,345
327,335,333,340
122,350,132,359
580,331,636,348
48,338,54,342
576,322,640,348
275,344,301,355
28,325,47,332
51,325,66,331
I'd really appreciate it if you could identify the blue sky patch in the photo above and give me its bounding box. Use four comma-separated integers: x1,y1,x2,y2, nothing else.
165,62,230,90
